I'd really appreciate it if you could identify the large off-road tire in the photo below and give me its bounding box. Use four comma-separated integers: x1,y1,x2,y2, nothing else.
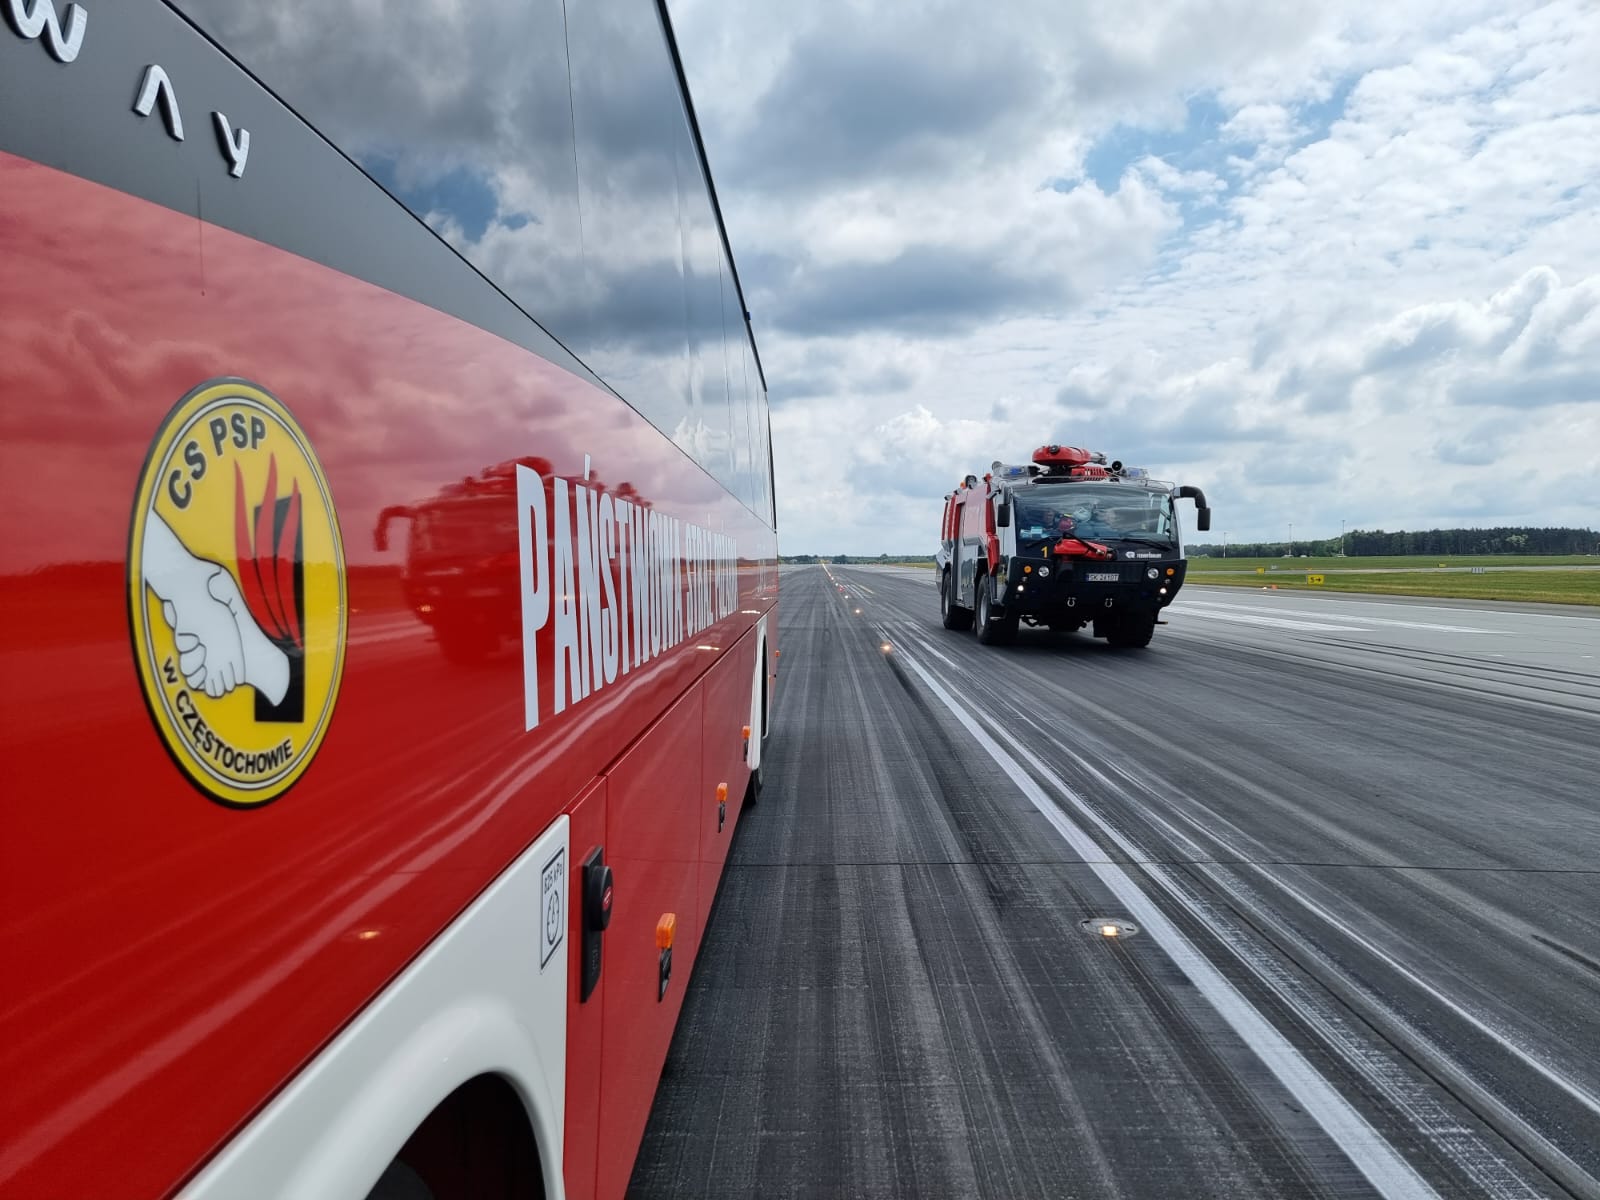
941,570,974,630
1104,611,1156,648
974,576,1018,645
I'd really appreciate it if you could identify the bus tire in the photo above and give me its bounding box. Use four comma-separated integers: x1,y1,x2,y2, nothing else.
940,570,973,630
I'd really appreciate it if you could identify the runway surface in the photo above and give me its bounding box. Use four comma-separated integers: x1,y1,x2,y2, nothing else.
629,566,1600,1199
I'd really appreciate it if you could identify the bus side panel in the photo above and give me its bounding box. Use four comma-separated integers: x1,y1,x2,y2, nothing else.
0,151,770,1200
697,626,758,931
597,687,705,1200
563,780,608,1200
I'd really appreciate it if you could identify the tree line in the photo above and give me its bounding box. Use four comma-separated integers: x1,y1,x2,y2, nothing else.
1190,527,1598,558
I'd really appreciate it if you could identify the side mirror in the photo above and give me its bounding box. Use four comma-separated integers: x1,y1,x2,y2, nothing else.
1175,485,1210,533
995,500,1011,528
374,505,416,552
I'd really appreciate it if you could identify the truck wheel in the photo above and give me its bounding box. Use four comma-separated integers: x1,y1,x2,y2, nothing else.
941,571,974,631
974,577,1017,646
1105,612,1155,648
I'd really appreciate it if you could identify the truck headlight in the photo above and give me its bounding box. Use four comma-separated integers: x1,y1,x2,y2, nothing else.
1146,567,1160,579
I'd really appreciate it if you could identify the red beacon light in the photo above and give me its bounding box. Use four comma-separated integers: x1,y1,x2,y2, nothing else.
1032,443,1093,468
1032,444,1111,479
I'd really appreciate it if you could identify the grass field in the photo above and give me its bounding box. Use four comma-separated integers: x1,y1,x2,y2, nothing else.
1189,553,1596,571
827,557,1600,605
1186,569,1600,606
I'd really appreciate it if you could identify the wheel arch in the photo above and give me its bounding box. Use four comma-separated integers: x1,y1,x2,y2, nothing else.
180,819,572,1200
371,1072,547,1200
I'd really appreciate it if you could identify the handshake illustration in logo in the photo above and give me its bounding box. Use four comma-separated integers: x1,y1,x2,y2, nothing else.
142,511,291,705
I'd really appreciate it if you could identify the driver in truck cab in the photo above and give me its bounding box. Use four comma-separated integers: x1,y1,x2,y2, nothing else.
1047,503,1112,539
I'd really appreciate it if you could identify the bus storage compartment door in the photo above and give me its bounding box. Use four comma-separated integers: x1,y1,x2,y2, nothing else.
597,685,704,1200
698,629,759,930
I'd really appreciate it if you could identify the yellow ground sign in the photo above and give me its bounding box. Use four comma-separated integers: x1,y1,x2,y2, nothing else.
1307,574,1325,585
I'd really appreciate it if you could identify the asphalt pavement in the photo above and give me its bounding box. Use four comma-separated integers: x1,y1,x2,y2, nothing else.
629,566,1600,1200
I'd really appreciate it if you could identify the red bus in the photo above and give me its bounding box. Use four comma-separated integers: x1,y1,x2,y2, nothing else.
0,2,777,1198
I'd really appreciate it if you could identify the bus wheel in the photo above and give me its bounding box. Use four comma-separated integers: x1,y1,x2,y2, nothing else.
1105,612,1156,648
940,570,973,630
974,578,1017,646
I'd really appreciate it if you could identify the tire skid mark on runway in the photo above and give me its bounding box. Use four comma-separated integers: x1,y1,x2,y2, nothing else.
1168,628,1600,720
972,683,1599,1199
888,633,1445,1200
842,564,1600,1197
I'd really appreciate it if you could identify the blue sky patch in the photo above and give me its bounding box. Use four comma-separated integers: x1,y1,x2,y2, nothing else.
1084,95,1231,192
362,156,501,242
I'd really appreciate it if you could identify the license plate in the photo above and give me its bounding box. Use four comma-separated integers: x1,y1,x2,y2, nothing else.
1086,572,1121,582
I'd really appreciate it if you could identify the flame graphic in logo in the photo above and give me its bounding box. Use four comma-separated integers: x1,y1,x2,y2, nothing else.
235,456,303,650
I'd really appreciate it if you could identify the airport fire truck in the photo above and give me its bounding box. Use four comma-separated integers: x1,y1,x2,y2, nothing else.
937,444,1211,647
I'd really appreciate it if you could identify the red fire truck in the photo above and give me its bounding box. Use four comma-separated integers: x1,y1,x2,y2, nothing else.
1,3,776,1198
937,443,1210,647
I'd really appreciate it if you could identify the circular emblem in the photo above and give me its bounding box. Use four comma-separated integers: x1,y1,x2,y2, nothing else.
545,889,563,945
127,379,346,808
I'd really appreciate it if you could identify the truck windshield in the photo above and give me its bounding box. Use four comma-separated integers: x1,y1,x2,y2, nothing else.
1015,485,1177,544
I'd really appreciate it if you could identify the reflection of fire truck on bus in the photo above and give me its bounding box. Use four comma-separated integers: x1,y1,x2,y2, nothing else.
938,443,1211,648
375,461,649,665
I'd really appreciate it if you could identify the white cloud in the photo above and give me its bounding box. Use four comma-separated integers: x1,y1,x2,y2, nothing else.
665,0,1599,552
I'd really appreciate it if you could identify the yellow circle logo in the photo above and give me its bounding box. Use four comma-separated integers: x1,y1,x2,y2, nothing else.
128,379,346,808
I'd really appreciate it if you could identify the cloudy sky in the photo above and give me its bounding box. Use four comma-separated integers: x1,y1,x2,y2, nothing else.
669,0,1600,554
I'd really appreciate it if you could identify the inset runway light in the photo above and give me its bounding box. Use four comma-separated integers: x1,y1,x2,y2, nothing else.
854,607,862,614
880,641,893,653
1080,917,1139,939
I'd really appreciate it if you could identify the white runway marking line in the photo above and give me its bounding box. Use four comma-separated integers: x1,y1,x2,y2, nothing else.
893,644,1443,1200
1180,600,1492,635
1190,591,1599,623
1173,608,1368,633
